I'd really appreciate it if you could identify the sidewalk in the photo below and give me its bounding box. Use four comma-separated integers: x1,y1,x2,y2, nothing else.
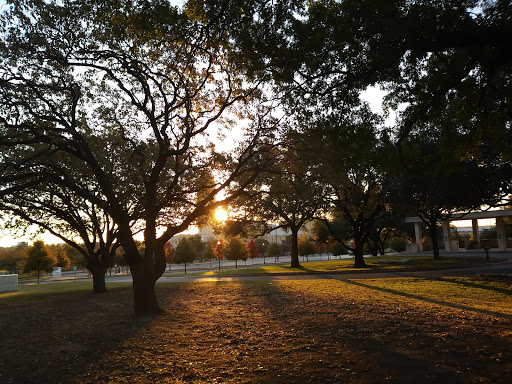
401,249,512,259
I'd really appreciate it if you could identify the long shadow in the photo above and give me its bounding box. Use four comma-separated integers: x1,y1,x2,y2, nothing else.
0,283,190,384
343,278,512,320
237,279,472,384
432,276,512,296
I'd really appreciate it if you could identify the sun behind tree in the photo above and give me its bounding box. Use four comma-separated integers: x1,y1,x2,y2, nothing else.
214,207,228,223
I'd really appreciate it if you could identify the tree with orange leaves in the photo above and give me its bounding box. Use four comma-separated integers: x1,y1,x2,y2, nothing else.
246,239,258,264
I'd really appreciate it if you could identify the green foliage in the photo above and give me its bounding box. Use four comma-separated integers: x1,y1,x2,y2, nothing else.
224,237,249,263
480,228,497,240
298,237,316,257
327,241,345,256
48,245,71,270
0,244,28,274
174,238,197,265
187,235,206,259
203,240,215,261
389,237,407,253
267,242,282,258
255,239,268,256
23,240,58,283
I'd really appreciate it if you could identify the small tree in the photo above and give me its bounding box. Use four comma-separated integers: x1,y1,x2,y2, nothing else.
188,235,206,261
24,240,57,284
267,242,282,262
53,246,71,270
203,240,216,269
174,238,196,274
164,242,175,270
298,236,316,262
214,239,225,271
247,239,258,264
327,241,345,257
225,237,249,269
0,244,28,274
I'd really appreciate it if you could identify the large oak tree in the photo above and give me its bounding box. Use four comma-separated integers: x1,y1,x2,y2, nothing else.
0,0,278,314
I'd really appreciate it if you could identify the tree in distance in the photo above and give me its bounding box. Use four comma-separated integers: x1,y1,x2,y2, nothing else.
214,239,225,271
230,131,328,268
224,237,249,269
0,244,28,274
24,240,58,284
298,235,316,262
246,238,258,264
164,242,176,268
174,237,197,274
52,246,71,271
255,239,269,263
202,240,216,269
267,242,282,261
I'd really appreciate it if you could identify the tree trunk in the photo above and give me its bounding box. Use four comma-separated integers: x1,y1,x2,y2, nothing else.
430,221,441,260
290,228,301,268
88,263,108,293
370,241,378,256
378,239,386,256
131,265,162,315
353,236,367,268
129,246,164,315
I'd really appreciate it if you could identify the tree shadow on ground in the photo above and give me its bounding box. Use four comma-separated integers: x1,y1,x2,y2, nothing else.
239,278,512,384
433,276,512,296
0,286,172,384
5,279,511,384
342,278,512,320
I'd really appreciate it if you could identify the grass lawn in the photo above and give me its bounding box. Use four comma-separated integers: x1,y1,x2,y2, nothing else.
1,273,512,383
173,255,501,277
0,280,132,304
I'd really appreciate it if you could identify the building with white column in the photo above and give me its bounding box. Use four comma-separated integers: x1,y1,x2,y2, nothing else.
405,208,512,252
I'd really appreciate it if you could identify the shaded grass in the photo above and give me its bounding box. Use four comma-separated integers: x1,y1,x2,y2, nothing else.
182,255,500,276
0,280,132,304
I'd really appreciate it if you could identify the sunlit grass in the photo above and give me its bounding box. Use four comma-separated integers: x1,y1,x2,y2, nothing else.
270,276,512,318
349,276,512,316
189,255,497,276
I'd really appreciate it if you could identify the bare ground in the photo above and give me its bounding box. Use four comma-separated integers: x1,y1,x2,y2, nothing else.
1,276,512,384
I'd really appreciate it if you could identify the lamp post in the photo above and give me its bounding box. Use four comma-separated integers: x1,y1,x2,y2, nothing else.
217,241,221,271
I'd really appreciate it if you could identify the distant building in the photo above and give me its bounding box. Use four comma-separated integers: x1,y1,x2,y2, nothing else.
198,225,309,244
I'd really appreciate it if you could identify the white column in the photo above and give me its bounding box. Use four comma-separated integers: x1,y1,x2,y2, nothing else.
443,220,452,251
471,219,480,246
496,217,506,251
414,222,423,251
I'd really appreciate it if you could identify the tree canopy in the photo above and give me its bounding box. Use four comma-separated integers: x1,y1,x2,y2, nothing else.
1,0,511,312
0,0,279,313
